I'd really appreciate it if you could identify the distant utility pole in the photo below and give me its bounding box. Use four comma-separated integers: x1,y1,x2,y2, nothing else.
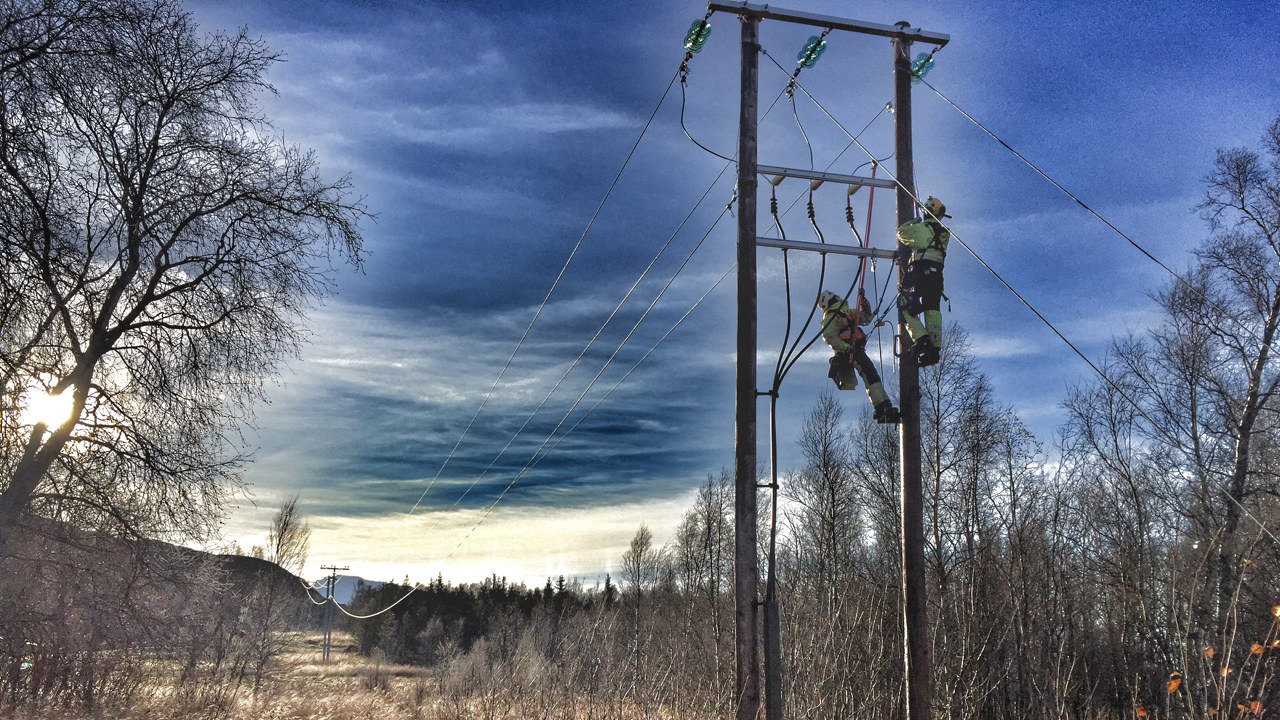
708,3,947,719
319,564,348,664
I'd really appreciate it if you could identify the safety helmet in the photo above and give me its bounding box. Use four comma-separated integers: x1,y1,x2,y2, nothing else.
923,196,950,219
817,290,840,310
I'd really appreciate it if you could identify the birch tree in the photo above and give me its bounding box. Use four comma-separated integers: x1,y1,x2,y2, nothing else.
0,0,364,554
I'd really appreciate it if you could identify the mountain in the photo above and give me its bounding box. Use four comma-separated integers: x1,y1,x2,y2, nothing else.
310,574,383,605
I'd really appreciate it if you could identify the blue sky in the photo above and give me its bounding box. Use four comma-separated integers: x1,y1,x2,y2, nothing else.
185,0,1280,587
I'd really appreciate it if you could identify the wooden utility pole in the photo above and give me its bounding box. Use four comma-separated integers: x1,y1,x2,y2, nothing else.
893,22,932,720
709,4,946,718
319,564,348,663
733,11,761,720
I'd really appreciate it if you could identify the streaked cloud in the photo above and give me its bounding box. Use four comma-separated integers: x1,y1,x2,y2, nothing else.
176,0,1280,587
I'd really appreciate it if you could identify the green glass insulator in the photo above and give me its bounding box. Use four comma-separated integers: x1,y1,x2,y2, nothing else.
684,20,711,52
796,37,815,64
797,36,827,68
911,52,935,82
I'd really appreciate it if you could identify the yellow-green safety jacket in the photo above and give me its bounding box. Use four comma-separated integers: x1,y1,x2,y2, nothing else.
896,219,949,265
821,296,871,353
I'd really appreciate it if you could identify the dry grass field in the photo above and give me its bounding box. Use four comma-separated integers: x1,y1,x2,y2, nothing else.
8,632,441,720
6,631,694,720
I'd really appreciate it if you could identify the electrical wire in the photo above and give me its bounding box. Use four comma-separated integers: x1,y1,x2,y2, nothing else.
335,201,735,620
680,77,735,163
306,65,687,617
918,77,1265,349
417,160,737,534
772,60,1280,549
326,63,774,617
403,66,685,520
396,68,788,558
543,263,737,452
341,65,802,615
434,203,734,564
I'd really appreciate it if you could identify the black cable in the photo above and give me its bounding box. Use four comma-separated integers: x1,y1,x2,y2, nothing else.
919,76,1264,348
680,77,735,162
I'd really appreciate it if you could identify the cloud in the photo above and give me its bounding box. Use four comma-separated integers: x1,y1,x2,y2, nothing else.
183,0,1280,587
968,334,1040,360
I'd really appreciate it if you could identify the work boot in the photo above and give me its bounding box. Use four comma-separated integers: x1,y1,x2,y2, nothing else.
873,400,900,424
913,339,940,368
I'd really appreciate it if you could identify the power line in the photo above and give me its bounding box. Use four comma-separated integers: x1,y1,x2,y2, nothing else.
307,66,687,619
333,204,735,621
417,161,736,531
544,263,737,453
404,71,793,530
403,65,685,520
361,68,802,598
773,61,1280,550
918,77,1264,349
325,69,754,620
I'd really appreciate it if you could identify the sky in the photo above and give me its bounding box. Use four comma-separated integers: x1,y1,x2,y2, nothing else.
181,0,1280,589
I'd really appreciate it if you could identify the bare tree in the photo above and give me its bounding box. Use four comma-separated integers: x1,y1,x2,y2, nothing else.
781,393,860,608
0,0,365,554
237,494,310,694
620,523,661,596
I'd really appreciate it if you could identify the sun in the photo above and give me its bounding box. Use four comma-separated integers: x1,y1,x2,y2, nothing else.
19,388,75,428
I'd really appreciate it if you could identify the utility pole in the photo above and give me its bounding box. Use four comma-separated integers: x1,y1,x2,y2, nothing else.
733,11,761,720
709,3,946,719
893,22,932,720
319,564,348,664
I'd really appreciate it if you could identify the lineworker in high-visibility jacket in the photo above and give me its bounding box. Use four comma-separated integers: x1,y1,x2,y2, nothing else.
818,289,900,424
896,196,951,367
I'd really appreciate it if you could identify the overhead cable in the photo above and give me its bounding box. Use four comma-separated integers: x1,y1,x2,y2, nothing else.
770,59,1280,550
404,66,685,519
918,76,1263,348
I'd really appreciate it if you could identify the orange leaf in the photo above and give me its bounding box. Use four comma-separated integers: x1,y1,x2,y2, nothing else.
1252,642,1264,655
1207,708,1218,716
1222,666,1234,677
1136,706,1148,718
1251,701,1263,714
1272,639,1280,649
1272,605,1280,617
1166,674,1182,694
1205,646,1216,659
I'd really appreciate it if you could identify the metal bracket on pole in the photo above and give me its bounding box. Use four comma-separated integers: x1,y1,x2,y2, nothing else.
708,1,949,46
758,165,897,190
756,236,895,260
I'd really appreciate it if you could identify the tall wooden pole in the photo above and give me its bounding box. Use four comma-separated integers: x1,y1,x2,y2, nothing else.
734,12,761,720
893,23,932,720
